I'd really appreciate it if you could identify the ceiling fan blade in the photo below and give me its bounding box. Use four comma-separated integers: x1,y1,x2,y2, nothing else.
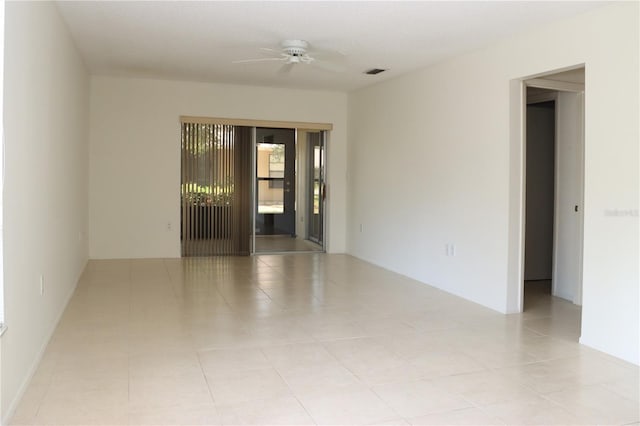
278,63,294,75
232,57,285,64
311,59,345,73
309,49,347,63
259,47,280,54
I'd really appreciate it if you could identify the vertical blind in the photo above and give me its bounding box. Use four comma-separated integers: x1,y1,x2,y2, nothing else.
181,123,251,256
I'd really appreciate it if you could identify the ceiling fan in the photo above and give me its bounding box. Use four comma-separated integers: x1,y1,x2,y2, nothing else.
233,39,344,74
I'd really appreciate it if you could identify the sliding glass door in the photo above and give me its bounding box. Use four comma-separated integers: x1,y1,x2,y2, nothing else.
253,128,326,253
180,118,329,256
255,128,296,237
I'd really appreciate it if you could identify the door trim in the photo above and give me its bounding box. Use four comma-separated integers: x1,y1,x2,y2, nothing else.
526,78,584,93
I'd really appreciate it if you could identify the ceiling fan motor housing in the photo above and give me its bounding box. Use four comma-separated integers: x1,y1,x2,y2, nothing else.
281,39,309,57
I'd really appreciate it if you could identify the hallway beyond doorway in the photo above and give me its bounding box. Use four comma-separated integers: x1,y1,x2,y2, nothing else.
523,280,582,341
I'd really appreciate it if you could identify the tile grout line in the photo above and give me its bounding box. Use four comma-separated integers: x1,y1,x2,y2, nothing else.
258,346,319,426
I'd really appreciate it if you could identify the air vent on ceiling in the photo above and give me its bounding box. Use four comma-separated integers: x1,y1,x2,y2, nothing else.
365,68,386,75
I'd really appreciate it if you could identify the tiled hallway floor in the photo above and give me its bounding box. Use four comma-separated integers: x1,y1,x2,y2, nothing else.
10,254,639,425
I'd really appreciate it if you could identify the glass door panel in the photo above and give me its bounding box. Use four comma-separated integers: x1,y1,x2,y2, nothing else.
257,143,285,215
252,128,325,253
255,128,296,237
308,132,324,245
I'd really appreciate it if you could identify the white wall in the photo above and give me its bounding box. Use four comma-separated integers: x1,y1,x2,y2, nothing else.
348,2,639,364
0,0,5,417
2,2,90,420
89,77,347,258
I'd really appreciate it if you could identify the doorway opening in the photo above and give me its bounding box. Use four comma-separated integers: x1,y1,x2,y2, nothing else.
520,67,585,340
254,128,326,253
524,99,555,305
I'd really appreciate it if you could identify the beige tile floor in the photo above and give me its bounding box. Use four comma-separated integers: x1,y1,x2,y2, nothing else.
254,236,323,253
9,254,639,425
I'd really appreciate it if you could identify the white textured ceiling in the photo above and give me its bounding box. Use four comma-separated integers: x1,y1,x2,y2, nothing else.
55,1,606,92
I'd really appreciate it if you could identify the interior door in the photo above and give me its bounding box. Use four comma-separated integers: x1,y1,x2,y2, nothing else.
553,91,585,305
307,132,324,244
256,128,296,236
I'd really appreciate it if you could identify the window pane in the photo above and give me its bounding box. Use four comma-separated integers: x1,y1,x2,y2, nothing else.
257,143,285,179
258,180,284,214
313,182,320,214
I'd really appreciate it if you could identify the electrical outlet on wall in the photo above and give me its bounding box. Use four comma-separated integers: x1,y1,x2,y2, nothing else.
445,243,457,256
